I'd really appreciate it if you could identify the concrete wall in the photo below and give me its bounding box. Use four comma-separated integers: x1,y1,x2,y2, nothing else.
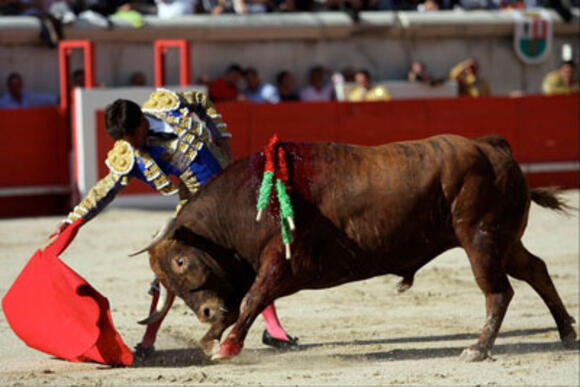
0,10,578,96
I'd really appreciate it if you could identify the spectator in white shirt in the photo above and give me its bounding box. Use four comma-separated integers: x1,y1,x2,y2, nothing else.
242,67,280,104
155,0,196,18
299,66,335,102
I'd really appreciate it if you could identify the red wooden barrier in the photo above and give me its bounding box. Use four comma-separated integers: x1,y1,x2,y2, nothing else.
216,95,579,188
0,107,70,217
217,95,579,162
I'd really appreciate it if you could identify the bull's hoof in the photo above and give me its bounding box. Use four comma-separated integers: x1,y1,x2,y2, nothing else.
396,275,414,293
561,330,578,349
396,280,412,293
199,339,220,357
262,330,299,350
134,343,155,360
459,347,489,362
211,338,242,360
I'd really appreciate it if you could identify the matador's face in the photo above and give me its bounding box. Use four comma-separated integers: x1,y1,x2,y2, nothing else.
127,114,149,149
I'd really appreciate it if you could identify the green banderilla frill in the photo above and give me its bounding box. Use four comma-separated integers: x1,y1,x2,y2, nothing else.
280,217,292,260
275,179,296,259
256,171,274,221
275,178,295,231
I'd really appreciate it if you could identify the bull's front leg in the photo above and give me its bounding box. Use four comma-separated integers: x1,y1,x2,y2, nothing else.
213,245,291,360
199,323,228,355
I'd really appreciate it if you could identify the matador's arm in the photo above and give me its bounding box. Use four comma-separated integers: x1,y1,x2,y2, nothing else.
64,140,134,225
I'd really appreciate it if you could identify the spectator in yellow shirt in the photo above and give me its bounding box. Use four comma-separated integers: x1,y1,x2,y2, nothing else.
347,69,391,102
449,58,491,97
542,61,579,95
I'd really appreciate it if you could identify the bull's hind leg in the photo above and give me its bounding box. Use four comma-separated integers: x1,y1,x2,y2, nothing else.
504,241,577,348
461,245,514,361
455,221,515,362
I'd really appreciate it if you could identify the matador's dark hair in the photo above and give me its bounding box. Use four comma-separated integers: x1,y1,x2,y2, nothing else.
105,99,142,140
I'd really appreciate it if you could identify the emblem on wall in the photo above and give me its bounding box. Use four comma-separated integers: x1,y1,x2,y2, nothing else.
513,9,553,65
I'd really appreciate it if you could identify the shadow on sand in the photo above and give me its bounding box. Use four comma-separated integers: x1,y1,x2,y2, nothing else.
132,327,578,367
133,347,213,368
259,327,579,361
334,340,579,362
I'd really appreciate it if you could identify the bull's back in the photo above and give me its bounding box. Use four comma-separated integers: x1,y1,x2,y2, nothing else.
288,135,483,234
286,135,524,276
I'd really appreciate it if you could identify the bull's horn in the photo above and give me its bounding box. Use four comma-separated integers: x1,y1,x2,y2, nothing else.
129,217,177,257
138,284,174,325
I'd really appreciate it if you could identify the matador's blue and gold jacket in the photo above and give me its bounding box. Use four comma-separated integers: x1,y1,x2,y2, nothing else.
65,89,232,224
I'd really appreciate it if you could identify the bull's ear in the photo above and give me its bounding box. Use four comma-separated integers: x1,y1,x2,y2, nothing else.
129,217,178,257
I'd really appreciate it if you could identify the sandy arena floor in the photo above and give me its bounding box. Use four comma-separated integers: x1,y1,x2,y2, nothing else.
1,190,579,385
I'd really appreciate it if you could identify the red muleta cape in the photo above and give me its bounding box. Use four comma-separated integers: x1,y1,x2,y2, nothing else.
2,219,133,366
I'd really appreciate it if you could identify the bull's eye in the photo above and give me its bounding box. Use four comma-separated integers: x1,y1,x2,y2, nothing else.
176,257,185,267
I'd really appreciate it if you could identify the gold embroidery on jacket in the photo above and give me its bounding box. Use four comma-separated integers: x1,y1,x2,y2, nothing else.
106,140,135,175
66,172,124,223
141,89,180,113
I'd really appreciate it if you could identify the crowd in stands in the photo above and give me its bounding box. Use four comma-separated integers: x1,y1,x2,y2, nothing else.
1,58,577,109
0,1,575,48
202,59,575,103
0,0,577,19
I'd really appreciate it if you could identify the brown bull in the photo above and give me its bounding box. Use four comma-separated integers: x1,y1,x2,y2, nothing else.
142,134,577,361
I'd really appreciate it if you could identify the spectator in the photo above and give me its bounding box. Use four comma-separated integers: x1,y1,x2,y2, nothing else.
201,0,233,14
276,70,299,102
458,0,498,9
299,65,334,102
347,69,390,102
449,58,491,97
408,61,445,86
232,0,270,13
408,61,432,83
155,0,195,18
542,61,579,95
129,71,147,86
0,72,58,109
209,63,243,102
417,0,439,10
242,67,279,103
72,69,85,88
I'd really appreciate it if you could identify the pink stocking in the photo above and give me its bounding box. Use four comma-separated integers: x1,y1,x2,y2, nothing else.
261,303,289,341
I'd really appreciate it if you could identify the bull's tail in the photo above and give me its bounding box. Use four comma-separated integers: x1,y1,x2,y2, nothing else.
530,187,572,214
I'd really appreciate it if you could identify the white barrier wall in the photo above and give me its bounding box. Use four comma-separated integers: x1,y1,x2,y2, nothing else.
0,10,578,96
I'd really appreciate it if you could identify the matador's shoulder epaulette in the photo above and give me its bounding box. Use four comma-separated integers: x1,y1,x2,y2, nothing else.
105,140,135,175
141,88,181,113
